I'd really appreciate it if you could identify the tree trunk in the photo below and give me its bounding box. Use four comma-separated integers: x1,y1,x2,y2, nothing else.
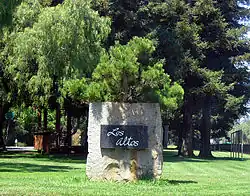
55,103,61,148
177,123,183,154
178,94,194,157
199,95,213,158
0,112,5,151
82,105,89,155
0,106,4,150
0,103,11,151
66,110,72,147
4,119,14,146
177,0,195,157
43,108,48,131
38,108,42,131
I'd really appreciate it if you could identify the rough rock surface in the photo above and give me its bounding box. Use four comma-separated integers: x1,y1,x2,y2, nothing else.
86,102,163,181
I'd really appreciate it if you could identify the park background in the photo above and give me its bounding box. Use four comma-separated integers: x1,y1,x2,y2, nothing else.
0,0,250,195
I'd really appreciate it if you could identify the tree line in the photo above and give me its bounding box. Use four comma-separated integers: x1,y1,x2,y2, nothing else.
0,0,249,157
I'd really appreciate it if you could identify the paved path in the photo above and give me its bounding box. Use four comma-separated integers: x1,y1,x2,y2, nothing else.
6,146,35,152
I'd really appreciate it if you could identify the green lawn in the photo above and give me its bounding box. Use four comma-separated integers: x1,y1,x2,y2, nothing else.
0,150,250,196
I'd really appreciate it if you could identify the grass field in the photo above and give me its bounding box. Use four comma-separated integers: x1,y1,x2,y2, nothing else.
0,150,250,196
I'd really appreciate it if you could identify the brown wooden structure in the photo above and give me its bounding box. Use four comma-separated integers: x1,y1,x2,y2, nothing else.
34,132,52,153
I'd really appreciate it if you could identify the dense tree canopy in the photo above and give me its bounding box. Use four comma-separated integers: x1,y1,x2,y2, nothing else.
7,0,110,106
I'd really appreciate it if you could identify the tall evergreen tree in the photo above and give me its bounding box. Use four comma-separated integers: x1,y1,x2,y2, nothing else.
192,0,250,157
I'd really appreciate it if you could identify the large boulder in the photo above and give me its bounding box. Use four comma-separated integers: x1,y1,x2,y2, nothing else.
86,102,163,181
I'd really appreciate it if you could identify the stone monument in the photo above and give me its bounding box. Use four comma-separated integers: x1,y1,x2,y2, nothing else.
86,102,163,181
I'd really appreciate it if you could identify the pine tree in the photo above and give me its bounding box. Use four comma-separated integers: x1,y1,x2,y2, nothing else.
191,0,250,157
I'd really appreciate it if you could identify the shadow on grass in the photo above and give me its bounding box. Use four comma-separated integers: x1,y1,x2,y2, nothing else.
0,162,73,173
166,179,197,185
199,156,250,161
163,150,250,162
139,178,198,185
0,152,86,164
163,150,208,163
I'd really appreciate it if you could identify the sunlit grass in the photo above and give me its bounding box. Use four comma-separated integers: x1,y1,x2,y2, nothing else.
0,150,250,195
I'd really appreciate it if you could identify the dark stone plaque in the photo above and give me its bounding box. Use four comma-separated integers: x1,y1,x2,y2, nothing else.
100,125,148,149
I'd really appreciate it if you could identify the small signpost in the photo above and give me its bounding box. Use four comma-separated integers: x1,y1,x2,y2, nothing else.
15,139,18,147
230,130,243,160
5,112,14,120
